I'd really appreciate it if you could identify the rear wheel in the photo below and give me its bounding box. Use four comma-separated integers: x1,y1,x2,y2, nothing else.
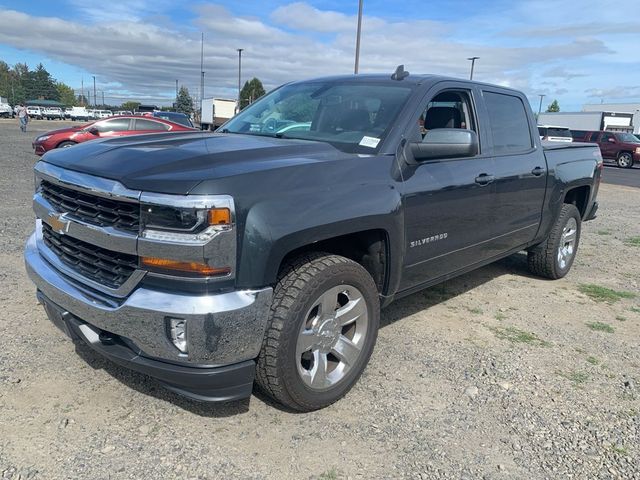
57,141,76,149
256,253,380,411
527,204,581,279
617,152,633,168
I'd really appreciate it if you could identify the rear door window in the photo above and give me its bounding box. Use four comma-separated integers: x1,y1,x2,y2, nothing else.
134,119,170,131
483,91,532,154
95,118,131,132
588,132,600,142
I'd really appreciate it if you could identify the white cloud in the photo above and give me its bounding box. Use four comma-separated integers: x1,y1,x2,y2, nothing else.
0,2,637,109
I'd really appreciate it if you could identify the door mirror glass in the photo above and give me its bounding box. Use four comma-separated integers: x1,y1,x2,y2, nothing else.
410,129,479,161
87,126,99,135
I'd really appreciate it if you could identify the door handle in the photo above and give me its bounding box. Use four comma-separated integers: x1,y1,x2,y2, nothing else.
531,166,546,176
475,173,495,185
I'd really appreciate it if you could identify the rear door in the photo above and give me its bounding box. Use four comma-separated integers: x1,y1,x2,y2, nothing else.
132,118,171,134
480,89,547,252
399,82,497,290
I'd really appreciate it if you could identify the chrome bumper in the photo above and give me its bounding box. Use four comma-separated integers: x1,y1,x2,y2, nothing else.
25,232,272,366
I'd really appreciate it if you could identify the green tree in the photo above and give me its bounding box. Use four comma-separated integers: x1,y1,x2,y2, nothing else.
240,77,265,109
77,94,89,106
175,86,194,115
121,101,140,112
56,82,76,106
546,99,560,113
24,63,59,101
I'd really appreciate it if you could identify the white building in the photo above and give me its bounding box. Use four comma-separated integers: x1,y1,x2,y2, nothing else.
582,103,640,134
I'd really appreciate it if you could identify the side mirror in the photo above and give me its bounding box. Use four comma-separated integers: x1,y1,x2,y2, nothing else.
87,127,99,136
410,129,479,161
607,137,616,143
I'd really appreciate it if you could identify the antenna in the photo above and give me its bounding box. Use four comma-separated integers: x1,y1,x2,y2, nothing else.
391,65,409,81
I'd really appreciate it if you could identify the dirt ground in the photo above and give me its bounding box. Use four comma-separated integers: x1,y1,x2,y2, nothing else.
0,119,639,479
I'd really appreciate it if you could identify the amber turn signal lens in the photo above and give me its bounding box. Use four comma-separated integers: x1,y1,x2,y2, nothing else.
208,208,231,225
141,257,231,276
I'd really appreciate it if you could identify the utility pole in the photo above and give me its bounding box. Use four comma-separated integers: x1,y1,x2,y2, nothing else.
354,0,363,74
538,94,545,115
101,91,105,107
200,32,205,119
237,48,243,112
467,57,479,80
92,76,96,108
81,78,84,106
175,79,178,111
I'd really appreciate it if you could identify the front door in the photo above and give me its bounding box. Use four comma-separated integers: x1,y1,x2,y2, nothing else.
399,85,497,291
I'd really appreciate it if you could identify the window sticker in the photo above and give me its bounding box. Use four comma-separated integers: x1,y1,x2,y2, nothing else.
359,136,380,148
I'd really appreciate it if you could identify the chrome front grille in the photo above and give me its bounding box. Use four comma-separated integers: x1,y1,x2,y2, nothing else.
42,223,137,289
40,180,139,234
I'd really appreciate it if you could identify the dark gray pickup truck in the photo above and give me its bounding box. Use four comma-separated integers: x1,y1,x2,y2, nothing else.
25,70,602,411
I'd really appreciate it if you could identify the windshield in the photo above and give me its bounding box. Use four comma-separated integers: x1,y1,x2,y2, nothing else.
222,81,414,153
616,132,640,143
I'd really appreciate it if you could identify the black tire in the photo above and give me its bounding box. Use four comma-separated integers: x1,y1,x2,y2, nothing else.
57,141,76,149
256,252,380,411
527,204,581,279
616,152,634,168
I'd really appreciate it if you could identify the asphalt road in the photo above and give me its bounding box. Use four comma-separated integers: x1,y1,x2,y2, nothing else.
601,164,640,188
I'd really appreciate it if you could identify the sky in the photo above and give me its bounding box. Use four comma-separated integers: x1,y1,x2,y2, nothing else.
0,0,638,111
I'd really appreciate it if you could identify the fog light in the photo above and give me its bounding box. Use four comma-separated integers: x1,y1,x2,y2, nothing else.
167,318,188,354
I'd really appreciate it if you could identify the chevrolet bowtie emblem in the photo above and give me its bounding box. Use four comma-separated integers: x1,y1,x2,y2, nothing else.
47,213,71,234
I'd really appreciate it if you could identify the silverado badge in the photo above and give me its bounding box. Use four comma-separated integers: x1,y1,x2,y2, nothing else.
47,212,71,234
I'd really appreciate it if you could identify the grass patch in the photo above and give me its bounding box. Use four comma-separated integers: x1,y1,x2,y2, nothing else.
564,371,589,385
318,468,338,480
586,321,615,333
468,307,483,315
625,236,640,247
630,306,640,314
615,315,627,322
611,445,628,456
578,284,636,303
495,312,507,321
490,326,550,346
586,356,600,365
597,230,612,235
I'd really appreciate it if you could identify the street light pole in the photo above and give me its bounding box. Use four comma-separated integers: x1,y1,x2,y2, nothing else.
92,76,96,108
467,57,479,80
101,91,104,107
538,94,546,115
354,0,363,74
237,48,244,112
175,79,178,111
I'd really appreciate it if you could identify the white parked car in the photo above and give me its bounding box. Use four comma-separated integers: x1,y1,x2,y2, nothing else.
538,125,573,142
27,106,44,119
44,107,64,120
114,110,133,116
67,107,90,121
0,102,12,118
96,110,113,119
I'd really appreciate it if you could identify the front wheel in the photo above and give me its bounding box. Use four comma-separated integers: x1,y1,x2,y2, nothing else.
527,203,581,279
256,253,380,411
617,152,634,168
57,141,76,149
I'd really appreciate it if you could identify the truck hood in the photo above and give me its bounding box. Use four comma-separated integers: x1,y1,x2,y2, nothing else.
40,131,351,194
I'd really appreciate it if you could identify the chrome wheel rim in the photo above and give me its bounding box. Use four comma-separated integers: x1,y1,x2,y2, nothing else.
296,284,368,390
557,217,577,270
619,154,631,167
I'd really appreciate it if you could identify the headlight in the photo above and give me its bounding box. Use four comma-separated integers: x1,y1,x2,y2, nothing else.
36,135,51,142
140,197,232,244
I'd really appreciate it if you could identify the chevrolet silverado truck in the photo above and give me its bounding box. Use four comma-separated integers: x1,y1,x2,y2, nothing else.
25,69,602,411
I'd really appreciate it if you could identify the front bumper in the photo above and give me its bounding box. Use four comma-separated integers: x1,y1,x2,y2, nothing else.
25,231,273,401
39,293,256,401
32,142,46,156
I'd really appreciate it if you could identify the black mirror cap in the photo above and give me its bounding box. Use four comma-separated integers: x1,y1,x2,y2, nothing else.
410,129,479,161
88,127,99,135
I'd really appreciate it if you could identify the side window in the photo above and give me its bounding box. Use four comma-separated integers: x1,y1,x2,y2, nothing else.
421,90,476,137
94,118,131,132
483,91,532,154
601,132,614,142
135,119,170,131
588,132,600,142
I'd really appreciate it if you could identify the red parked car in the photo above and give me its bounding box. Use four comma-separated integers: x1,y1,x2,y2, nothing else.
32,116,196,156
572,130,640,168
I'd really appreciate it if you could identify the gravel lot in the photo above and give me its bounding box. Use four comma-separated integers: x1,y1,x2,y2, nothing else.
1,118,639,479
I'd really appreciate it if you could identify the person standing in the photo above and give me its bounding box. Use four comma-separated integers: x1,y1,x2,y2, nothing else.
16,104,29,132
